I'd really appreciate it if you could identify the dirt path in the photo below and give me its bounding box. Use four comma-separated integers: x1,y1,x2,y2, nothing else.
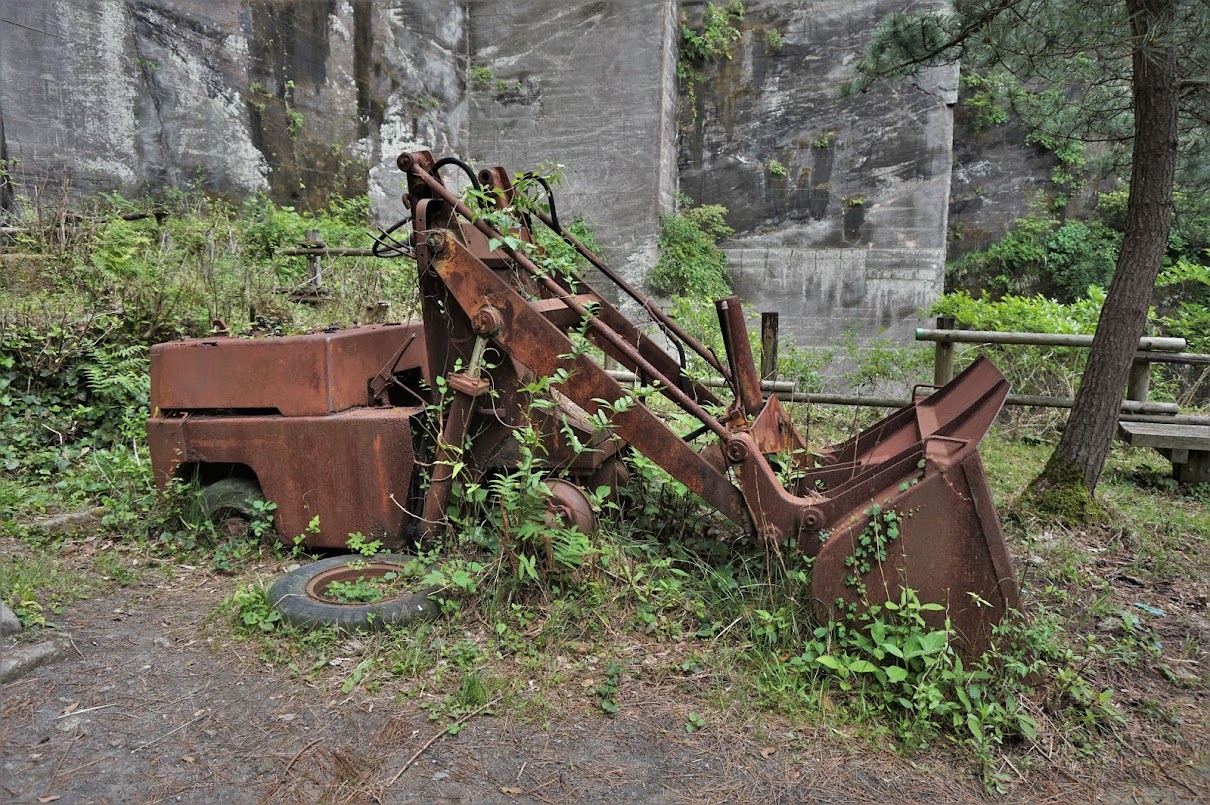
2,564,1206,804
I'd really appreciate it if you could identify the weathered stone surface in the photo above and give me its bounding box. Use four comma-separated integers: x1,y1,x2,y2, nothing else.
678,0,956,342
466,0,679,281
0,637,71,683
0,602,21,637
0,1,466,212
2,1,265,197
727,245,942,342
28,507,107,536
947,88,1061,261
365,2,469,222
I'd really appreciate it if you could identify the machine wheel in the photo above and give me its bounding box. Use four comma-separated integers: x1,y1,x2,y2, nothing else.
198,478,267,539
269,554,440,632
543,479,597,533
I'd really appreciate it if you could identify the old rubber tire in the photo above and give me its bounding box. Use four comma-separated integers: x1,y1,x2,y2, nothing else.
198,478,266,539
268,554,440,632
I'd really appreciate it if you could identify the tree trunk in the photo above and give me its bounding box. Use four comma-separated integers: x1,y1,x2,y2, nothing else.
1032,0,1179,507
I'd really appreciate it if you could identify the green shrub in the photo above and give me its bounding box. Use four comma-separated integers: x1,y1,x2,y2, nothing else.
947,211,1119,301
1156,260,1210,353
679,1,745,68
649,200,734,299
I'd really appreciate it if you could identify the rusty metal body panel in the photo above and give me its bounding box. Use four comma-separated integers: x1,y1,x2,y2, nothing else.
147,407,419,548
147,323,429,548
151,323,428,417
812,449,1018,652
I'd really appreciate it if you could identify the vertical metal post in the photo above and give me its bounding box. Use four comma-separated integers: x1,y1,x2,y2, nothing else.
933,315,956,386
716,296,765,415
304,228,323,288
760,312,779,381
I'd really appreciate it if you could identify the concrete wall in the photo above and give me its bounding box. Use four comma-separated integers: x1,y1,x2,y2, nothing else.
678,0,957,341
465,0,679,281
0,1,467,212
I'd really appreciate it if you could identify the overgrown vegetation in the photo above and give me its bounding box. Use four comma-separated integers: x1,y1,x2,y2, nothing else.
679,1,745,69
949,186,1210,309
678,1,746,115
2,177,1206,797
1,186,411,581
649,195,734,299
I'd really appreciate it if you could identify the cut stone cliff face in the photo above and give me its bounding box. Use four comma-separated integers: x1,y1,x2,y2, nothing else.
678,0,956,341
0,1,468,211
1,0,968,345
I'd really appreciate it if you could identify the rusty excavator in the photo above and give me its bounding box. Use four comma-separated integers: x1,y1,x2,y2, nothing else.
147,152,1020,652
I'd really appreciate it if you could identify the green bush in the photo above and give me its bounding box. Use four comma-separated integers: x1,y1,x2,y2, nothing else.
1156,260,1210,354
679,1,745,68
649,201,734,299
947,212,1120,301
1,188,412,548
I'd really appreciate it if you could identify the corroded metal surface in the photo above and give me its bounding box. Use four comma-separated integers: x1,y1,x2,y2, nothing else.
151,323,428,417
147,407,420,549
811,449,1020,653
542,479,597,535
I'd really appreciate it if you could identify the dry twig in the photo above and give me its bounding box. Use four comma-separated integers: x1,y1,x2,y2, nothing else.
258,737,323,805
384,698,498,787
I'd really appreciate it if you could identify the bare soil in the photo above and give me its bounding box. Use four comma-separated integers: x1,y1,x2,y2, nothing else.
2,553,1208,804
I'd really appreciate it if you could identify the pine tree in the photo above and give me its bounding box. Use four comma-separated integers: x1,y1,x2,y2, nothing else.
855,0,1210,518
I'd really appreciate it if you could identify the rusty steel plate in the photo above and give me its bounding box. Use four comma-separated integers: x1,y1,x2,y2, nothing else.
151,323,427,417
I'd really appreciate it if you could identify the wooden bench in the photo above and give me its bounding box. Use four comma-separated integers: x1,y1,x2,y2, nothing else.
1117,422,1210,484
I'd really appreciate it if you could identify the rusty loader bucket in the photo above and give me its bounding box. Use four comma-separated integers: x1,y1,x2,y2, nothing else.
798,358,1020,653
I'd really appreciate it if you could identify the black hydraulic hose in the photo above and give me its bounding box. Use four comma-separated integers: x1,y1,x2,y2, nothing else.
531,175,561,235
432,157,482,192
372,214,414,258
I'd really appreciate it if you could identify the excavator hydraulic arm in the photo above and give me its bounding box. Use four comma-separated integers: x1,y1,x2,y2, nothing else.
397,151,1020,653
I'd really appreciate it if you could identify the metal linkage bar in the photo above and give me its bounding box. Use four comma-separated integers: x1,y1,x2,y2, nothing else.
400,158,734,438
531,209,733,382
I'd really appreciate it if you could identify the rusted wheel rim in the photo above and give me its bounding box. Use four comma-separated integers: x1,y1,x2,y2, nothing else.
303,560,408,604
587,456,630,505
543,479,597,533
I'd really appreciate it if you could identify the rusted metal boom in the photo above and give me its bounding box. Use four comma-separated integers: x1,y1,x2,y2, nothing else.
396,151,1021,652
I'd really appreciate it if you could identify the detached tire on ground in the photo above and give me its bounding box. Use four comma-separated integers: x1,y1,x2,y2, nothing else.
268,554,440,632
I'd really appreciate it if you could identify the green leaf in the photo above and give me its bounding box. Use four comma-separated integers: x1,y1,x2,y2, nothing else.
884,665,909,683
847,659,878,673
916,630,949,656
814,654,842,671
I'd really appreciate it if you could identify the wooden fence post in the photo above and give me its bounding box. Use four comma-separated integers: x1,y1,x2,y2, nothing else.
932,315,956,386
760,312,779,381
304,229,323,288
1127,358,1152,404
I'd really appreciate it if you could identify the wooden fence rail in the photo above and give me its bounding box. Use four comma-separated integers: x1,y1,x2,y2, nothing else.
912,318,1210,432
